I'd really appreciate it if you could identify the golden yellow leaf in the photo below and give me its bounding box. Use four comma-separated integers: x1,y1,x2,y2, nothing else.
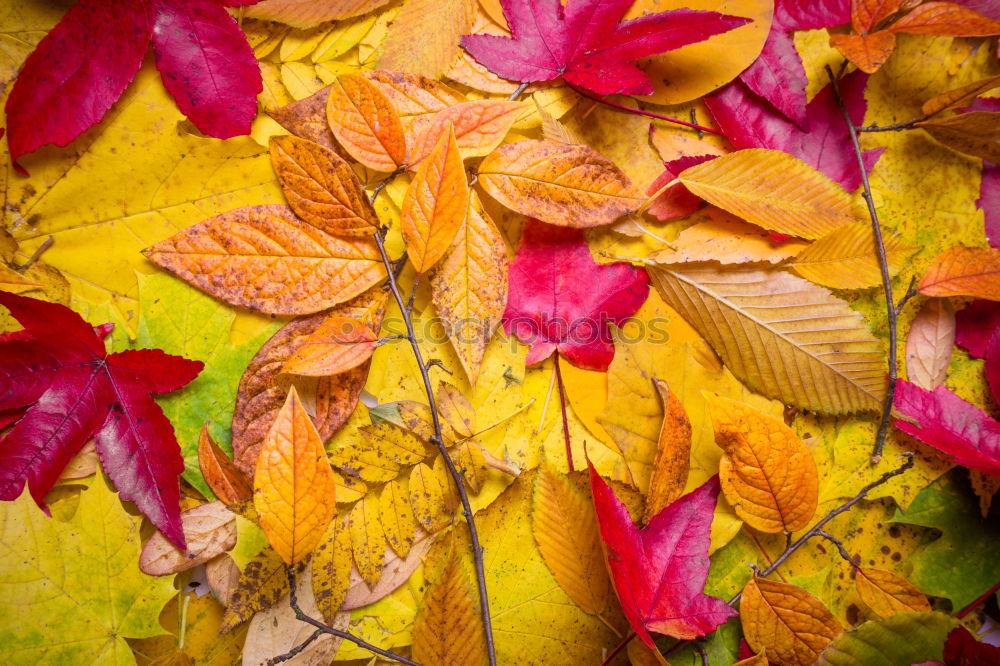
220,546,288,633
143,205,385,316
380,479,417,557
401,123,469,273
855,567,931,618
409,100,527,166
532,460,611,616
412,533,489,666
918,111,1000,162
378,0,477,78
905,298,955,390
741,577,843,666
789,223,916,289
436,381,476,438
130,592,247,666
359,422,434,465
477,140,642,228
0,263,42,293
198,426,253,506
312,13,378,62
648,214,810,266
269,135,379,237
330,438,403,483
244,0,393,27
326,73,407,171
254,387,338,566
393,399,461,443
919,246,1000,299
349,494,386,587
650,266,886,414
409,455,458,532
643,379,693,522
333,471,367,504
537,100,582,145
453,440,489,493
311,517,353,624
677,149,859,240
830,31,897,74
921,73,1000,116
429,191,508,385
281,315,378,377
706,394,819,533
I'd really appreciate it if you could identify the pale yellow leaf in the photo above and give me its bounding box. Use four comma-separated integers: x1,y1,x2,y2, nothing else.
377,0,477,78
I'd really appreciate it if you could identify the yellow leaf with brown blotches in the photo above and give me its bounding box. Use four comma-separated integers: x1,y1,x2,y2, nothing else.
922,74,1000,117
855,567,931,618
905,298,955,390
348,494,385,587
254,387,337,566
220,546,288,633
379,479,417,557
409,456,457,532
281,315,378,377
919,246,1000,299
706,394,818,533
436,381,475,438
378,0,477,79
358,422,434,465
244,0,393,28
741,578,842,666
789,223,916,289
532,460,612,616
676,149,860,240
198,426,252,506
330,438,403,484
401,123,469,273
269,135,379,238
478,140,642,228
643,379,693,523
326,73,407,171
830,32,897,74
143,205,385,316
917,112,1000,163
311,517,352,624
409,100,527,166
453,440,489,493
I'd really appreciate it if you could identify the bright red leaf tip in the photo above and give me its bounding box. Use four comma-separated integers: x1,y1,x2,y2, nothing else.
502,219,649,371
459,0,751,96
894,380,1000,477
0,291,203,548
588,461,735,646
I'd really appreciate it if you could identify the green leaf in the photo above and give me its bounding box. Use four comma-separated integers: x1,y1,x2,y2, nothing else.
816,611,957,666
0,474,175,664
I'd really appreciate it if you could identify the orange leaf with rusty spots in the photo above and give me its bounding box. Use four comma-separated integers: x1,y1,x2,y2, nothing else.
281,316,378,377
198,426,252,506
401,123,470,274
919,246,1000,300
477,139,642,228
143,205,385,316
408,100,527,167
888,1,1000,35
253,387,337,566
830,31,897,74
740,578,842,666
855,567,931,618
642,379,692,523
326,73,407,171
706,394,818,533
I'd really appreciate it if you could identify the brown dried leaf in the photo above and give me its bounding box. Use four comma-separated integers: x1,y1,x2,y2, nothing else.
917,112,1000,163
139,501,237,576
905,298,955,390
343,529,435,609
220,546,289,633
643,379,692,522
268,88,346,157
206,554,241,607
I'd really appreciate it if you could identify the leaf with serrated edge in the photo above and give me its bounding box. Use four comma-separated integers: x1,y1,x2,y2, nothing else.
409,100,527,166
905,298,955,390
366,70,468,141
643,379,693,522
789,223,915,289
379,479,417,557
326,73,407,171
855,567,931,618
741,578,842,666
436,381,475,438
919,246,1000,299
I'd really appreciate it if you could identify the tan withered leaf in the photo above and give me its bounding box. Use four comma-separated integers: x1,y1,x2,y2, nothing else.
254,387,338,566
348,494,385,587
409,100,528,166
789,223,916,289
650,266,886,414
206,554,241,607
741,578,842,666
919,246,1000,299
855,567,931,618
311,517,352,624
379,479,417,558
922,73,1000,116
643,379,692,523
220,546,289,633
378,0,477,79
412,533,489,666
676,149,860,240
366,70,468,143
917,112,1000,163
269,88,344,157
436,381,475,438
401,123,469,273
139,501,237,576
244,0,393,28
270,135,379,238
648,214,809,266
326,73,407,171
532,460,612,616
343,529,435,609
198,426,253,506
232,290,386,474
905,298,955,390
143,205,385,315
477,139,643,228
706,394,818,533
281,315,379,377
430,191,508,385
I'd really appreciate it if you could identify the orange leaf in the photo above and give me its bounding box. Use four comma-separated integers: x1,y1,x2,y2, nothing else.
855,567,931,618
143,205,386,315
706,394,818,533
905,298,955,390
281,316,378,377
477,139,642,228
270,135,379,238
830,31,897,74
643,379,692,523
919,246,1000,299
921,74,1000,117
409,100,527,167
254,387,338,566
326,73,407,171
401,123,470,273
648,214,809,266
917,111,1000,163
198,426,253,506
889,1,1000,35
740,578,842,666
853,0,906,32
367,71,467,142
377,0,477,79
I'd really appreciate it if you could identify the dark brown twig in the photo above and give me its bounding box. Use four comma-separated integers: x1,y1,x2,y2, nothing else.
814,530,857,566
856,118,924,133
567,84,723,135
693,641,709,666
552,353,574,472
267,629,324,665
895,276,918,316
599,632,635,666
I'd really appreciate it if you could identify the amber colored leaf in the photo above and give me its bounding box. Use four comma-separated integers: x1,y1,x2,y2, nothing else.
198,426,253,506
532,460,612,616
311,517,352,624
789,223,915,290
139,501,237,576
429,190,508,384
0,265,43,294
829,31,897,74
919,246,1000,299
281,316,378,377
220,546,288,633
650,266,886,414
477,139,643,228
326,73,407,171
853,0,906,32
922,74,1000,117
436,381,475,438
648,215,809,266
537,100,582,145
409,100,527,166
409,455,458,532
676,149,859,240
741,578,843,666
379,479,417,558
366,70,468,141
143,205,385,316
206,554,240,606
706,394,818,533
917,112,1000,163
401,123,469,274
888,1,1000,35
905,298,955,390
244,0,393,28
378,0,478,79
334,471,367,504
269,135,379,238
269,88,346,157
412,533,489,666
254,387,337,566
348,494,385,587
643,380,693,523
855,567,931,618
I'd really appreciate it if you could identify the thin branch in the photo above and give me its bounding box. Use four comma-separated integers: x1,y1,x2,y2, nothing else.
957,579,1000,619
267,629,324,665
857,118,924,133
13,235,53,271
599,632,635,666
895,276,918,316
553,353,574,472
425,358,453,375
827,64,899,462
693,641,709,666
508,81,530,101
568,84,723,135
814,530,857,566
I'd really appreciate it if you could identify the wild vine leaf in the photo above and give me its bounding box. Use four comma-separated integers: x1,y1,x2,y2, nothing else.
740,577,843,666
854,567,931,618
348,493,385,587
326,73,407,171
281,315,379,377
254,387,338,566
917,112,1000,163
244,0,394,27
643,379,692,522
649,266,886,414
816,611,957,666
919,246,1000,299
198,426,253,506
477,140,644,228
143,205,386,315
409,99,527,166
905,298,955,390
789,223,916,289
139,501,237,576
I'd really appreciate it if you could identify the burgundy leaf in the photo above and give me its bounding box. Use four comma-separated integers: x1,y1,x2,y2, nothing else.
943,626,1000,664
738,26,809,128
955,300,1000,358
986,325,1000,406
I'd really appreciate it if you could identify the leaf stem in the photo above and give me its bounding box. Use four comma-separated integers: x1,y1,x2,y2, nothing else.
856,118,924,133
599,632,635,666
13,235,53,271
553,353,574,472
568,84,723,135
813,530,857,566
957,579,1000,619
508,81,530,101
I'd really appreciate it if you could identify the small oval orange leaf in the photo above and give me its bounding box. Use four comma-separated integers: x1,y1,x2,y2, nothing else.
326,73,407,171
919,246,1000,300
741,578,842,666
281,316,378,377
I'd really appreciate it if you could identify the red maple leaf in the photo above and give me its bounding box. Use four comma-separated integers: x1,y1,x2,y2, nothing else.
459,0,751,96
588,462,736,647
5,0,262,169
502,219,648,371
0,292,203,547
